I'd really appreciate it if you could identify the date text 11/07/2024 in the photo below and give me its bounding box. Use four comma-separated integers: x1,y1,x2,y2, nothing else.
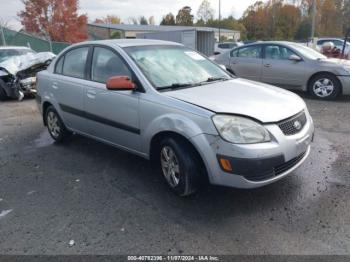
127,255,220,261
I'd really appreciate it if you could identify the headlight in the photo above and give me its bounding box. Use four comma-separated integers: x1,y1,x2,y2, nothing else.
212,115,271,144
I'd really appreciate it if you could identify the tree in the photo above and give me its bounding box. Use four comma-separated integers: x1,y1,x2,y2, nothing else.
176,6,194,26
149,16,155,25
197,0,215,23
160,13,175,25
139,16,148,25
295,18,311,40
127,17,138,25
18,0,88,43
94,15,121,24
319,0,343,37
343,0,350,34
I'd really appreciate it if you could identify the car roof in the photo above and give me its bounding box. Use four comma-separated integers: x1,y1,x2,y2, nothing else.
318,38,343,40
232,41,298,49
70,39,182,48
0,46,32,50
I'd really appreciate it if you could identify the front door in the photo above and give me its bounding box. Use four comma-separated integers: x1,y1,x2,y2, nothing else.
83,46,141,152
261,44,306,89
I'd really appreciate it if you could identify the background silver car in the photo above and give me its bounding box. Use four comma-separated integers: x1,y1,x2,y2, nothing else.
37,39,314,196
214,41,350,100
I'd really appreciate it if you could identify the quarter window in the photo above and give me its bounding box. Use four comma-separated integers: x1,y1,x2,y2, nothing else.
238,46,262,58
91,47,132,83
230,49,238,57
62,47,89,79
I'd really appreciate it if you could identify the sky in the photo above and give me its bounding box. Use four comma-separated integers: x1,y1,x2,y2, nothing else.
0,0,258,30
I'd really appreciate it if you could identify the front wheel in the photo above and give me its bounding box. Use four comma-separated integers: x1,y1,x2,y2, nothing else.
45,106,71,143
158,137,202,197
308,73,341,100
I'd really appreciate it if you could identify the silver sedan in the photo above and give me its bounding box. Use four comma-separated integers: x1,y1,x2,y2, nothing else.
37,40,314,196
214,41,350,100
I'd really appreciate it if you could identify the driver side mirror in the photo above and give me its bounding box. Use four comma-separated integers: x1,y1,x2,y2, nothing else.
289,54,302,62
106,76,136,91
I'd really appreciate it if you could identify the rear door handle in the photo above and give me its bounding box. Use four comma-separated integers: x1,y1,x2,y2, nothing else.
264,64,271,68
52,82,58,89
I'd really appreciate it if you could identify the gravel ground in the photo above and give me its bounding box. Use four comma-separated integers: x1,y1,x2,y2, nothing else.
0,94,349,255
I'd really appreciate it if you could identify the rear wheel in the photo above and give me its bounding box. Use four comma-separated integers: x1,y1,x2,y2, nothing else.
158,137,202,197
308,73,341,100
45,106,71,143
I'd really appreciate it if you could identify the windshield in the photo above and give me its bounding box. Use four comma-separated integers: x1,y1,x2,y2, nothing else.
292,44,327,60
124,45,231,90
0,49,36,63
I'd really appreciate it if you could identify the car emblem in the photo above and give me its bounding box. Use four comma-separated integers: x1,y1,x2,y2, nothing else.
293,120,302,130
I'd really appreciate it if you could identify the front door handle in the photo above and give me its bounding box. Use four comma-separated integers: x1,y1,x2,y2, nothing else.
87,90,96,99
264,64,271,68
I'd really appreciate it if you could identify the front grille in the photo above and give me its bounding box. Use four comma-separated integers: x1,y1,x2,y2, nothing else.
278,111,307,136
274,151,307,176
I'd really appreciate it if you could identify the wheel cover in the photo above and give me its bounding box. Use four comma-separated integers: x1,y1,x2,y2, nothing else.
313,78,334,98
160,146,180,188
47,111,61,138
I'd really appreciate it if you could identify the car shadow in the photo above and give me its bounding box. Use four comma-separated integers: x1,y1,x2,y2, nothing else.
55,134,303,224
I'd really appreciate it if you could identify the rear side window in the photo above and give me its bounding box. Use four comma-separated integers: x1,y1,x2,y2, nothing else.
62,47,89,79
91,47,132,83
238,45,261,58
55,56,64,74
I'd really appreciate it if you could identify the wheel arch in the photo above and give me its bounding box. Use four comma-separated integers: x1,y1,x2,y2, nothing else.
149,131,209,182
42,101,53,126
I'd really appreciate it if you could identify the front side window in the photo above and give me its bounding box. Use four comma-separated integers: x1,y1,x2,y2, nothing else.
91,47,132,83
265,45,296,60
62,47,89,79
125,45,231,90
238,45,262,58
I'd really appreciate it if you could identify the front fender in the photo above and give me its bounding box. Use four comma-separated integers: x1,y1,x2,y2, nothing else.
142,113,211,157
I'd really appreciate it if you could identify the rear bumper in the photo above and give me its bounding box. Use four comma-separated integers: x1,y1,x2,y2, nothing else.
190,111,314,189
338,76,350,95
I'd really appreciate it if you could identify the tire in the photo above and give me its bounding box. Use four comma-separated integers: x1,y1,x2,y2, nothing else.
0,79,8,101
308,73,341,100
158,137,202,197
45,106,71,143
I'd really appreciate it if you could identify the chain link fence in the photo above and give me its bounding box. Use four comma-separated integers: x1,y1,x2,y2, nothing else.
0,27,69,54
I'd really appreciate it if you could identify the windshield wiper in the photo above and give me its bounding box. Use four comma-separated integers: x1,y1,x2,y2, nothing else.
157,83,199,91
157,77,230,91
201,76,230,84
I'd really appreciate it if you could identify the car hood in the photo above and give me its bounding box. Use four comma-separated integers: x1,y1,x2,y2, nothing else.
165,78,306,123
0,52,55,76
318,58,350,67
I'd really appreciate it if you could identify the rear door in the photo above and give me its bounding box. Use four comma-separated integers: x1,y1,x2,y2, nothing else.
229,45,263,81
261,44,306,89
83,46,141,152
51,46,91,133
